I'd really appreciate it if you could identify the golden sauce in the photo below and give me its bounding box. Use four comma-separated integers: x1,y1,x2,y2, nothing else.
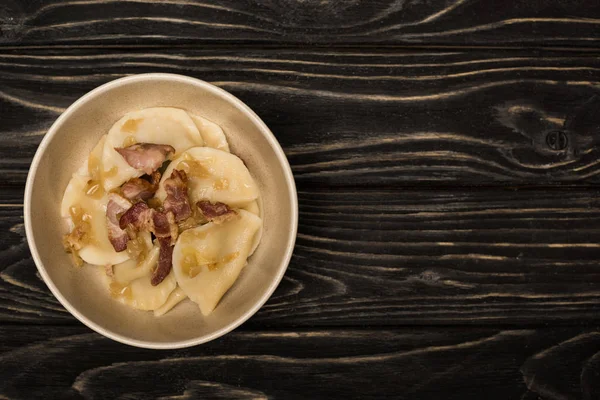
86,154,117,197
63,205,93,266
177,210,207,232
180,248,239,276
126,234,149,265
69,205,86,224
181,248,204,278
69,205,93,238
103,166,118,179
207,252,240,271
87,154,102,180
84,180,104,199
122,135,137,147
213,178,229,191
110,281,133,300
122,118,140,133
177,154,212,179
147,197,162,209
180,247,214,278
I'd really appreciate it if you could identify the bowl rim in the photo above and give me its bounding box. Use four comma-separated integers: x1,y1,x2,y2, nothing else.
24,73,298,349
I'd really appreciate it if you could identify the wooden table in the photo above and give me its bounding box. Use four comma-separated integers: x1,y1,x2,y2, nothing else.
2,1,600,398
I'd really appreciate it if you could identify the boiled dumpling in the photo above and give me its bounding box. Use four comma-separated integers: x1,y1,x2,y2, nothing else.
153,287,187,317
172,210,262,315
156,147,259,207
109,243,177,311
61,135,129,266
102,107,204,190
242,200,262,256
190,113,230,152
243,200,260,216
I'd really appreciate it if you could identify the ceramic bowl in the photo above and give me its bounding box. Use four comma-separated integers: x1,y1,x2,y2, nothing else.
24,73,297,349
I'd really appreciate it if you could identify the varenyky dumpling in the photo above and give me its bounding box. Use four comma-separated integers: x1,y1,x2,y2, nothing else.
172,210,262,315
190,114,230,153
102,107,204,190
243,200,262,256
155,147,259,207
61,135,130,266
108,241,177,311
153,287,187,317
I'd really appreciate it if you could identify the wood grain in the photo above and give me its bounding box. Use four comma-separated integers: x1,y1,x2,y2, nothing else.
1,49,600,187
0,325,599,399
0,0,599,48
5,187,600,326
1,1,599,398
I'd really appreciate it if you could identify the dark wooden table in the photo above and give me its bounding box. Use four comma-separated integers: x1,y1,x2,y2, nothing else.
2,1,600,398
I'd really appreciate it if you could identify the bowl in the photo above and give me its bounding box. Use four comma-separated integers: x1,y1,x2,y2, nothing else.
24,73,298,349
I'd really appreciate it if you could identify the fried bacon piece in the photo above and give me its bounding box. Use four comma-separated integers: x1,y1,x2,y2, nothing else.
121,171,160,201
118,201,154,232
115,143,175,175
118,202,178,243
152,210,178,242
152,237,174,286
106,193,132,252
196,200,237,224
117,202,178,286
163,169,192,222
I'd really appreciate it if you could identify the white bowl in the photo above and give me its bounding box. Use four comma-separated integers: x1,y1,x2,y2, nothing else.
24,73,298,349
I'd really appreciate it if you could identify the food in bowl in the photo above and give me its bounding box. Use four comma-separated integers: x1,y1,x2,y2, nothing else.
61,107,262,317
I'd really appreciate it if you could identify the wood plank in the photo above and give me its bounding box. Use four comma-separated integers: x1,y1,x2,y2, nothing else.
0,325,598,399
5,187,600,326
1,48,600,187
1,0,599,48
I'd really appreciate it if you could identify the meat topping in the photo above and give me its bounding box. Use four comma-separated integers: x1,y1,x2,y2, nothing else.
121,171,160,201
163,169,192,221
152,237,174,286
118,201,154,232
115,143,175,175
106,193,132,252
196,200,237,224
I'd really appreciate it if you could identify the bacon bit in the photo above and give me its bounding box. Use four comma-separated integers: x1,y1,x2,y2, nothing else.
121,171,160,201
104,264,114,277
115,143,175,175
163,169,192,222
118,202,178,245
152,211,178,244
106,194,132,252
177,206,208,232
152,237,174,286
118,202,154,232
196,200,237,224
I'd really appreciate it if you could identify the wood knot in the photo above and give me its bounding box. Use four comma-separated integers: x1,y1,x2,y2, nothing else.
546,131,568,151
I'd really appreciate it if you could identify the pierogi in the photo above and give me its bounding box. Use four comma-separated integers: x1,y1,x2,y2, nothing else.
61,107,262,317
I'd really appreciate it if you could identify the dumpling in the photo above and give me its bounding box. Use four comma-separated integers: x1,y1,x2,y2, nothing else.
172,210,262,315
156,147,259,207
243,200,260,216
153,286,187,317
108,243,178,311
61,135,129,266
189,113,230,152
242,200,262,256
102,107,204,190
